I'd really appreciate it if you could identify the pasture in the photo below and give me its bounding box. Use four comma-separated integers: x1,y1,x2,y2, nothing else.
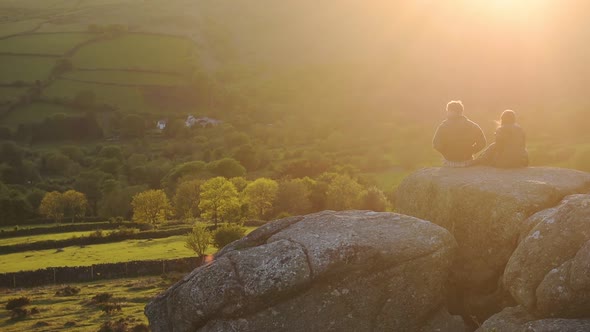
44,80,150,113
0,231,97,247
62,70,187,86
0,33,93,55
0,18,44,37
0,235,198,273
72,34,198,73
0,56,55,84
1,103,79,129
0,87,27,103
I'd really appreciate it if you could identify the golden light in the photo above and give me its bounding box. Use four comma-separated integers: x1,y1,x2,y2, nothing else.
465,0,553,20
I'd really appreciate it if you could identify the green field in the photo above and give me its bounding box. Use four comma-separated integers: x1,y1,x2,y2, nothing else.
0,33,94,55
1,102,79,128
0,55,55,83
72,34,197,72
0,231,97,247
0,86,27,103
0,18,44,37
0,276,168,331
62,70,187,86
44,79,151,113
0,235,199,273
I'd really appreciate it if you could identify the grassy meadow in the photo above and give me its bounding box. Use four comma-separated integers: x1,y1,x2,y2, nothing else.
43,80,151,112
0,19,44,37
0,231,97,247
0,56,55,83
0,276,171,331
0,33,93,55
62,70,187,86
0,235,197,273
72,34,198,72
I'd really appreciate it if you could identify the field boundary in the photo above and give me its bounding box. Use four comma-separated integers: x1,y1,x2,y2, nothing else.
0,226,193,254
0,256,206,288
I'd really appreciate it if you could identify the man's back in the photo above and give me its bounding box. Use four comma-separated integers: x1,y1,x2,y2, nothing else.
433,115,486,162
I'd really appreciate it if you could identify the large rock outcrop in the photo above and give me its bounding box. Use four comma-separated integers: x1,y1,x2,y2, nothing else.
396,167,590,317
145,211,463,332
504,194,590,318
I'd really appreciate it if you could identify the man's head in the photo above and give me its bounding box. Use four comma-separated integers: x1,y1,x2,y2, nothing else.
446,100,464,116
500,109,516,125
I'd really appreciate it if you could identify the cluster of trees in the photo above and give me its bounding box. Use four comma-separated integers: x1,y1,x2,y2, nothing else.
130,173,392,225
39,190,88,222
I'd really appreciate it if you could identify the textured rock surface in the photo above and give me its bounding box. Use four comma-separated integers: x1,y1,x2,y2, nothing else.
146,210,461,332
396,167,590,316
477,306,590,332
504,194,590,317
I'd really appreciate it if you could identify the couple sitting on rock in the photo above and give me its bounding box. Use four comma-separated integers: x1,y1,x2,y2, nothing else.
433,100,529,168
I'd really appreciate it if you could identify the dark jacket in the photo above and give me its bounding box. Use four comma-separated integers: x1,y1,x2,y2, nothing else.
433,115,487,162
493,124,528,168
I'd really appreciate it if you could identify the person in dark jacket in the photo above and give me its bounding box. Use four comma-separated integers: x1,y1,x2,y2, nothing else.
433,100,487,167
474,110,529,168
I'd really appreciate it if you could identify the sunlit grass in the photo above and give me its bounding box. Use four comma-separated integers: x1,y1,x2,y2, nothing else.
0,276,172,331
0,226,256,273
0,236,197,273
0,231,97,247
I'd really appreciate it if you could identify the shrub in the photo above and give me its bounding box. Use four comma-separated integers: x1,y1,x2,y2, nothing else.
10,307,28,321
89,229,104,238
91,292,113,304
108,227,138,237
100,303,122,314
98,319,127,332
244,219,267,227
212,224,246,249
55,286,81,296
5,296,31,310
185,225,211,256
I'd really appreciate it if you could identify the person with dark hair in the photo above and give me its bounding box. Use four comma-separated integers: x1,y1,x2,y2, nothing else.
433,100,487,167
474,109,529,168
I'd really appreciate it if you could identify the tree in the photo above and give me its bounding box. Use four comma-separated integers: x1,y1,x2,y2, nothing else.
212,224,245,249
325,175,364,211
185,225,211,257
174,179,202,219
199,177,240,226
131,189,171,224
275,178,312,216
98,185,146,219
244,178,278,220
62,190,88,222
360,186,389,212
120,114,145,138
39,191,65,222
206,158,246,178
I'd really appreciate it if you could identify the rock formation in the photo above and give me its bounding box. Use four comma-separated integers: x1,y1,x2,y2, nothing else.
145,211,463,332
396,167,590,319
504,194,590,318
